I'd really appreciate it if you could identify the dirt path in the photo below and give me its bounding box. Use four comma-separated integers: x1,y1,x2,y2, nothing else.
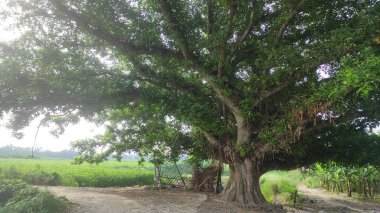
294,184,380,213
44,185,380,213
45,186,211,213
45,186,271,213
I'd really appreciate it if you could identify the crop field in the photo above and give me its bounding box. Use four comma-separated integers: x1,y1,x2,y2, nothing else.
0,159,155,187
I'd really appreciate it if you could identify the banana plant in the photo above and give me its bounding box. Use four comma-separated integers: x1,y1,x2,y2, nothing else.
308,162,379,197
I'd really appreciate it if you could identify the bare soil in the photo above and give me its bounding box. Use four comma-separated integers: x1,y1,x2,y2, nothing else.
44,185,380,213
286,184,380,213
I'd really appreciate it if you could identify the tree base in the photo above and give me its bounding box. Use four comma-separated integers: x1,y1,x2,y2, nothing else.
222,158,267,206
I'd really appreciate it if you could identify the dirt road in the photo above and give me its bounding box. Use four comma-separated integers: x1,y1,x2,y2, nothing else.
44,186,380,213
46,186,210,213
295,184,380,213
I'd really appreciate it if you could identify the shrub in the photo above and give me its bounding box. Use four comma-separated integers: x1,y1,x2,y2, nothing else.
0,179,27,205
0,178,68,213
1,165,62,186
24,169,61,186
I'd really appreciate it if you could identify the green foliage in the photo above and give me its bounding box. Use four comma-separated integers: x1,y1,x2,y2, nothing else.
1,165,61,186
293,125,380,167
24,166,61,186
0,178,68,213
258,119,289,145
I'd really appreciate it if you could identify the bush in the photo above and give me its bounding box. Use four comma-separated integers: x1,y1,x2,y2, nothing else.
0,178,68,213
24,169,61,186
0,179,27,205
3,166,22,179
1,165,61,186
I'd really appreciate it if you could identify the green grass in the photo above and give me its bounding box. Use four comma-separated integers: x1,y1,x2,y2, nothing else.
259,170,306,205
0,159,155,187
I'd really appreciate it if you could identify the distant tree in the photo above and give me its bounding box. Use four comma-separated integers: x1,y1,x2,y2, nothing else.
0,0,379,206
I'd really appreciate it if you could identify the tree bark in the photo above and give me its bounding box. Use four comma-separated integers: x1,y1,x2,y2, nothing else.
347,180,352,197
222,158,266,206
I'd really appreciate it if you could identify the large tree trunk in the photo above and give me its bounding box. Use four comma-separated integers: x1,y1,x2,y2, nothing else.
222,158,266,206
220,116,268,206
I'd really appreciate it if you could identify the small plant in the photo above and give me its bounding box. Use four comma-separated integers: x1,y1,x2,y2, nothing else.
271,184,281,194
24,167,61,186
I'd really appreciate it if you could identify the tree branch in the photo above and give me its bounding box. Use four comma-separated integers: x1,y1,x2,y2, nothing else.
218,1,237,77
207,0,214,36
49,1,204,100
253,45,359,108
252,82,290,108
155,0,243,117
127,57,203,98
51,0,243,123
205,78,242,116
203,131,220,147
49,0,181,58
274,0,306,47
155,0,202,66
302,111,366,136
231,0,257,54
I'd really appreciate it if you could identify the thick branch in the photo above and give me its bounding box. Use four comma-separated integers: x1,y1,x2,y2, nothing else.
218,1,237,77
205,80,242,116
127,57,202,98
203,131,220,147
155,0,202,66
254,45,358,108
252,82,290,108
274,0,306,47
48,1,205,102
231,0,257,54
49,0,181,58
155,0,242,118
302,111,367,136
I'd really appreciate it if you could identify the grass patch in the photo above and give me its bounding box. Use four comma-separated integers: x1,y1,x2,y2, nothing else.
302,175,320,188
260,170,305,206
352,193,380,205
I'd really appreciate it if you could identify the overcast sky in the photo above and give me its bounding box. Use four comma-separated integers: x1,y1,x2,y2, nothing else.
0,119,104,152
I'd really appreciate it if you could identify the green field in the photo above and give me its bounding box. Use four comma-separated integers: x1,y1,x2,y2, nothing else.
0,159,155,187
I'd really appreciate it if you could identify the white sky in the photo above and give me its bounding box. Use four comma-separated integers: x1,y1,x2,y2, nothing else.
0,119,104,152
0,2,19,42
